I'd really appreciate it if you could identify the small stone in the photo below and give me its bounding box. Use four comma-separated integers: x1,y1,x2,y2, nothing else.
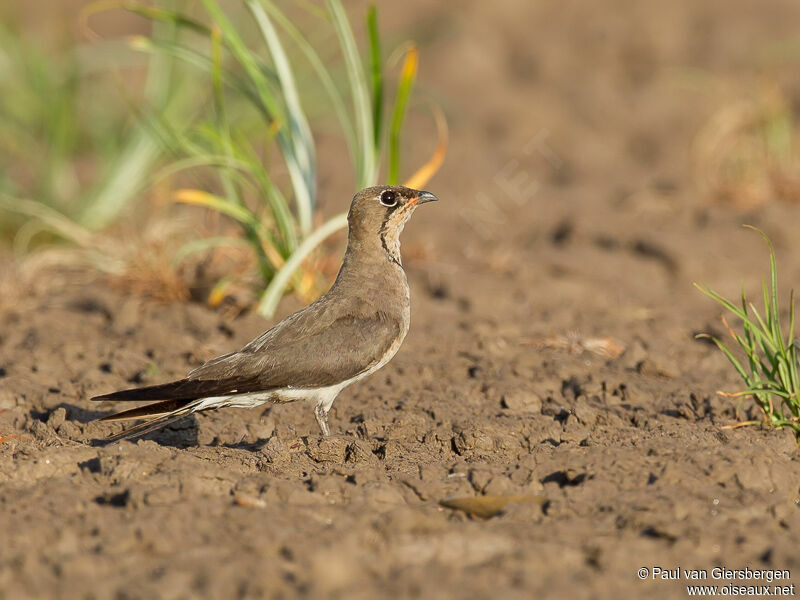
468,468,493,493
345,439,380,465
637,358,678,378
452,431,472,455
56,421,81,440
30,420,53,441
573,403,600,427
561,418,588,444
500,390,543,413
261,436,287,463
307,437,347,463
484,476,517,496
363,483,406,510
46,407,66,429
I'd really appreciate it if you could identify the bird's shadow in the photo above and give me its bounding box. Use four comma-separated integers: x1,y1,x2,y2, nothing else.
34,403,320,451
49,403,292,450
74,404,201,449
134,418,199,448
88,415,200,448
27,402,196,448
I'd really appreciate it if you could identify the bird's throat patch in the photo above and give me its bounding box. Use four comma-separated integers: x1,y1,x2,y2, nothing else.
379,205,415,266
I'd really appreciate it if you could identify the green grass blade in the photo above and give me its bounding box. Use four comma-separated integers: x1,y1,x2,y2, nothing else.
366,5,383,152
123,4,213,37
743,387,792,399
132,93,210,158
763,274,788,358
747,225,786,352
695,282,755,323
129,35,265,109
768,234,783,344
246,0,315,235
260,1,357,177
762,276,773,338
328,0,376,188
788,290,799,396
697,333,753,385
741,287,760,379
152,155,255,182
209,23,276,280
387,45,417,185
231,131,297,253
199,0,310,236
697,227,800,441
694,283,778,353
210,25,230,153
788,289,796,355
0,192,93,247
745,302,779,355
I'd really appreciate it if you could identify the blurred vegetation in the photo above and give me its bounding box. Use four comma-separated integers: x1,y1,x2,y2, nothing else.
689,37,800,211
0,1,445,316
0,5,188,240
696,228,800,443
694,85,800,211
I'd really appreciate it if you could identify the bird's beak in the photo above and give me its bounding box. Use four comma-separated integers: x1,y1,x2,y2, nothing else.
413,191,439,205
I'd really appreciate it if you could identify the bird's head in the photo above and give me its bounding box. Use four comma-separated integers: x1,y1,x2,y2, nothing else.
346,185,438,263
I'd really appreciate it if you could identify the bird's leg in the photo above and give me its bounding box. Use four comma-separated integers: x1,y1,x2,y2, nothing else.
314,404,330,437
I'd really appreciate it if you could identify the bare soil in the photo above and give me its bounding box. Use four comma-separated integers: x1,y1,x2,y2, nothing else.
2,1,800,598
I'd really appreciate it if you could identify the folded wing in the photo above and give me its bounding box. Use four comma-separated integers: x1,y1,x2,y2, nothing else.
93,302,402,404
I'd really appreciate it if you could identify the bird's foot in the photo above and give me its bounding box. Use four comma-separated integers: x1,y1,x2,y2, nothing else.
314,404,330,437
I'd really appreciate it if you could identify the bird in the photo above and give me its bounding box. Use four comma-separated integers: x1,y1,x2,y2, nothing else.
92,185,439,442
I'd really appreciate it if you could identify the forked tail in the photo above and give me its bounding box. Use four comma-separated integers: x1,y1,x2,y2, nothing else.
94,397,200,443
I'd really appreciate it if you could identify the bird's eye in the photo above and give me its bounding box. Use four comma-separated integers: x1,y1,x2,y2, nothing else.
379,190,398,207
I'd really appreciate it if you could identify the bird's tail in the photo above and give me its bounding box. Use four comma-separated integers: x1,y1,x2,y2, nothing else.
97,398,200,443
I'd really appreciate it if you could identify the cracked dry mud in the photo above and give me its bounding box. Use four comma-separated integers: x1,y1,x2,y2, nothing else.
3,0,800,598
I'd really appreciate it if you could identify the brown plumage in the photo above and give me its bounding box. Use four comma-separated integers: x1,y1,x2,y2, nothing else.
93,185,438,442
